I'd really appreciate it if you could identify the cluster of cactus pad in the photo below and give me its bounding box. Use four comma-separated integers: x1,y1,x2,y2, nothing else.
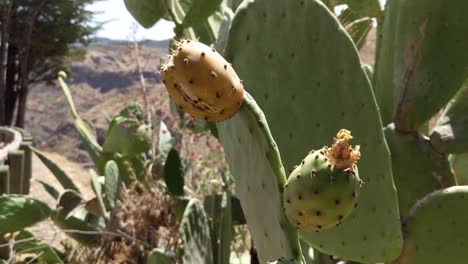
137,0,467,263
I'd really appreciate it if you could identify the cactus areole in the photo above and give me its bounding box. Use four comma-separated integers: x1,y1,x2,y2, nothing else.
283,129,362,232
161,39,244,122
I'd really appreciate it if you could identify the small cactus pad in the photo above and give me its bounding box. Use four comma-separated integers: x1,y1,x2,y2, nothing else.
384,124,455,215
223,0,402,262
267,257,301,264
178,199,213,264
284,130,362,232
161,39,244,122
394,186,468,263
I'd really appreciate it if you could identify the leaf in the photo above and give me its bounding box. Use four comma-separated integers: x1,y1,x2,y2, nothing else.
0,194,52,233
89,169,107,217
163,148,185,196
58,75,101,164
38,180,60,200
123,0,168,28
14,230,64,264
104,160,121,209
31,147,80,193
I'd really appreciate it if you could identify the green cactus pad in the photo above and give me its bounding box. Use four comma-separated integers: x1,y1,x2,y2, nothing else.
0,194,52,233
384,124,455,215
430,86,468,154
394,186,468,263
391,0,468,131
284,149,361,232
373,0,400,126
104,160,120,209
223,0,401,262
217,93,303,263
102,116,151,157
178,199,212,264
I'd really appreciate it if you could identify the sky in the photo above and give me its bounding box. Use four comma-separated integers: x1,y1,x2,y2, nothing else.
87,0,387,41
86,0,176,41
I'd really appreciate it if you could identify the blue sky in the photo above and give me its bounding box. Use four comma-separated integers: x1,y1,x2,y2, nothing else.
87,0,175,41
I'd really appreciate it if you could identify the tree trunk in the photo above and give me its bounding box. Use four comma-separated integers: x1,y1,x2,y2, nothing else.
0,1,14,126
15,0,48,128
5,43,18,126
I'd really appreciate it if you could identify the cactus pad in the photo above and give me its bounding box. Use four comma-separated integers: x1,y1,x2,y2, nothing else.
223,0,401,262
217,93,302,263
391,0,468,131
394,186,468,263
384,124,455,215
178,199,212,263
284,130,362,232
161,39,244,122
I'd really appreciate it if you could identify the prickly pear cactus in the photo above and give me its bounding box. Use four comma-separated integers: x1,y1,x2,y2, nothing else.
394,186,468,263
284,130,362,232
161,39,244,122
222,0,402,262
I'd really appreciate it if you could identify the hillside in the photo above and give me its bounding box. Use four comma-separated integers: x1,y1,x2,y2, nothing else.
25,38,171,164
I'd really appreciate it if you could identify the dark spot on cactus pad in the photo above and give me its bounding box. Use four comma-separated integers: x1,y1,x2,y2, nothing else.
301,160,305,165
162,80,166,84
317,225,322,229
300,1,304,5
268,52,273,59
189,79,194,84
316,123,321,128
298,195,302,200
341,241,345,246
281,12,286,18
354,202,358,208
286,199,290,204
224,64,227,70
289,132,293,139
341,111,345,117
352,191,357,197
174,83,178,88
339,69,344,75
316,210,321,216
315,155,319,159
316,81,320,87
362,235,367,241
298,211,303,216
262,12,267,18
290,52,295,58
291,94,296,100
320,150,324,155
246,34,250,41
263,93,269,100
338,215,344,221
335,199,340,205
311,170,317,176
314,190,319,195
211,48,216,52
201,52,206,56
297,174,301,179
216,92,222,98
